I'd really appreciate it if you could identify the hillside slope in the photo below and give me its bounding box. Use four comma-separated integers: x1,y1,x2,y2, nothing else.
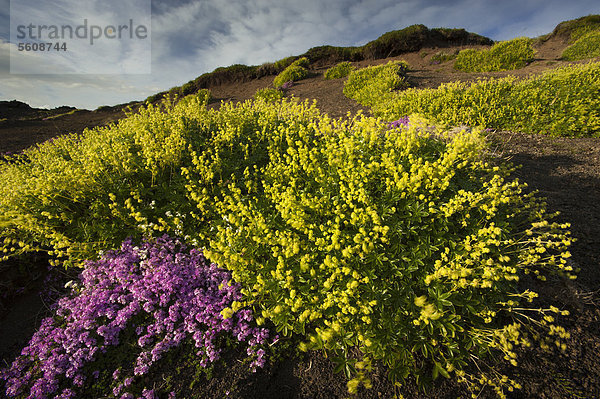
1,17,600,399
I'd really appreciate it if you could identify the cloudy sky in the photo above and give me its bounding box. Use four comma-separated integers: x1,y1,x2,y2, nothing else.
0,0,598,109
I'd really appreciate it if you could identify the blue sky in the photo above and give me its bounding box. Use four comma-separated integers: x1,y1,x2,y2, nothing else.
0,0,598,109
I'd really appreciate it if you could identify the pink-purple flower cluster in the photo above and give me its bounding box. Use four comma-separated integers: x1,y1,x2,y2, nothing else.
387,116,410,129
0,235,272,399
279,80,294,90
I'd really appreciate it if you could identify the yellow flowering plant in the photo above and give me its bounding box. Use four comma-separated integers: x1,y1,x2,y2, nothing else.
324,61,355,80
181,101,574,397
273,57,311,87
0,95,575,397
372,62,600,137
454,37,535,72
343,60,410,107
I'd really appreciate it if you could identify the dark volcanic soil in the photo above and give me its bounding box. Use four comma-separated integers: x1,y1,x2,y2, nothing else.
1,36,599,398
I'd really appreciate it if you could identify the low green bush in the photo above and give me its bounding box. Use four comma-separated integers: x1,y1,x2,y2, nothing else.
343,61,409,107
324,61,355,80
360,24,492,59
273,58,311,87
254,87,284,102
274,56,297,71
454,38,535,72
180,81,197,96
196,88,212,104
0,98,208,267
145,92,164,104
562,30,600,60
290,57,310,68
542,14,600,43
302,46,362,65
179,89,212,106
430,50,457,64
373,62,600,137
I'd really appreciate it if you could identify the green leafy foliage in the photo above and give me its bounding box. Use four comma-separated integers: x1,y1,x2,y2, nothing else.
196,88,212,105
541,14,600,43
454,38,535,72
302,46,363,65
324,62,355,80
361,25,492,59
562,30,600,60
373,62,600,137
273,58,311,87
343,61,410,107
144,93,163,104
254,87,284,102
0,96,206,267
180,81,197,96
430,50,458,64
290,57,310,68
273,56,297,71
179,89,212,106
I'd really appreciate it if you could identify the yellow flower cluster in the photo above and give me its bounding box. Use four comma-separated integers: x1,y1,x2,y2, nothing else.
343,60,410,107
179,100,574,397
454,37,535,72
0,94,577,398
372,62,600,137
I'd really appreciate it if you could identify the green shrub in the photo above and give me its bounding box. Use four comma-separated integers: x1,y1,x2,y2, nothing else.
179,88,212,106
273,56,297,71
273,59,311,88
145,93,164,104
430,50,457,64
542,14,600,43
373,62,600,137
254,87,284,102
361,25,492,60
0,96,210,267
302,46,362,64
0,97,575,397
180,81,197,96
290,57,310,68
257,62,277,77
196,88,212,104
324,61,355,80
562,30,600,60
454,38,535,72
182,106,573,397
343,61,409,107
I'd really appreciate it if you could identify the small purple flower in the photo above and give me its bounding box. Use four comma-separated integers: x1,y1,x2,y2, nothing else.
280,81,294,90
142,388,157,399
387,116,410,129
0,235,272,398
